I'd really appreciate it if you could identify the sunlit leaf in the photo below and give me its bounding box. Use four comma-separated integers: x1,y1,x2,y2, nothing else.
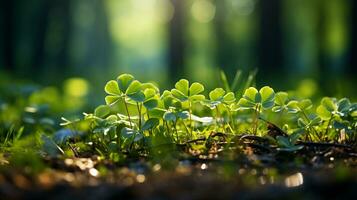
142,118,159,131
260,86,275,109
127,91,145,102
117,74,135,92
94,105,110,118
171,89,188,101
275,92,288,105
223,92,235,104
126,80,142,95
104,80,121,95
209,88,225,101
175,79,189,96
243,87,258,102
189,82,204,96
105,95,121,105
143,99,158,110
163,111,176,121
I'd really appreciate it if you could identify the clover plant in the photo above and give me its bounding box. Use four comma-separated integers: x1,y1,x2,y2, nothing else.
203,88,236,131
171,79,205,134
57,73,357,157
237,86,275,135
316,97,357,140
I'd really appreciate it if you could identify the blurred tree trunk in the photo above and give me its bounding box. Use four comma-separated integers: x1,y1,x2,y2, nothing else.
257,0,283,79
56,0,71,77
1,0,15,72
316,0,330,94
214,0,236,80
31,0,51,76
348,0,357,75
168,0,185,82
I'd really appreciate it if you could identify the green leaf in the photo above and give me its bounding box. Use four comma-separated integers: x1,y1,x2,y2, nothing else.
126,80,142,95
143,99,158,110
276,136,291,148
106,115,118,122
309,116,321,126
189,82,204,96
117,74,135,92
275,92,288,105
121,127,143,142
105,96,121,105
141,82,159,93
144,88,157,99
223,92,235,104
316,105,332,119
290,132,303,144
175,79,189,96
177,111,189,119
321,97,337,112
209,88,225,101
142,118,159,131
286,100,299,113
243,87,258,102
297,118,307,127
127,91,145,102
237,98,256,109
171,89,188,102
299,99,313,110
254,93,262,103
272,105,284,112
94,105,110,118
104,80,121,95
163,111,176,121
338,98,351,114
260,86,275,109
189,94,205,101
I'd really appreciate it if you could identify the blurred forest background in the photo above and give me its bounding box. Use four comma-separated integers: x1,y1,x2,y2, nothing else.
0,0,356,99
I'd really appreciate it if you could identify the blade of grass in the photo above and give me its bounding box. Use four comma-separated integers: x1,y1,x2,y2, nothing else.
219,70,231,92
230,69,242,92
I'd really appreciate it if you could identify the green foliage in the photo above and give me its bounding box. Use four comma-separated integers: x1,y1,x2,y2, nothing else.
171,79,205,102
237,86,275,111
77,74,356,156
2,73,356,163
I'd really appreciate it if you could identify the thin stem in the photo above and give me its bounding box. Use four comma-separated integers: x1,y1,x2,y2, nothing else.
325,115,334,139
301,110,319,141
253,104,260,135
147,111,153,136
173,121,179,142
189,101,193,136
180,119,190,140
227,108,235,134
165,121,170,135
216,106,224,131
123,100,132,129
136,102,142,129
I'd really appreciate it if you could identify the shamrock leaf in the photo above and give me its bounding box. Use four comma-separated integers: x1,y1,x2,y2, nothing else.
237,86,275,111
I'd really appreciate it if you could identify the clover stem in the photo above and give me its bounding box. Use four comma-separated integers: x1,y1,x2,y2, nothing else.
216,106,224,131
146,111,153,136
301,110,319,141
227,109,235,133
180,119,190,141
253,104,260,135
165,121,170,135
189,101,193,137
136,103,142,129
325,115,334,140
123,100,132,129
173,121,179,142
